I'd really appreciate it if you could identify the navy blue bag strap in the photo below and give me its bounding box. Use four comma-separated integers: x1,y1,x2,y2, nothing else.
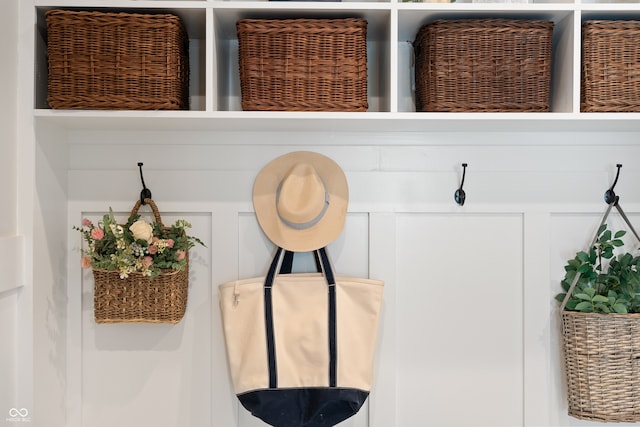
264,247,283,388
264,247,337,389
318,247,338,387
279,250,322,275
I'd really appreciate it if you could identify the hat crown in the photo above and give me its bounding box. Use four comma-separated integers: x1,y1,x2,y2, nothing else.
277,163,328,228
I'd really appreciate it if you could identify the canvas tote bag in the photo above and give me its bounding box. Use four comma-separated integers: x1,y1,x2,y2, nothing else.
219,247,384,427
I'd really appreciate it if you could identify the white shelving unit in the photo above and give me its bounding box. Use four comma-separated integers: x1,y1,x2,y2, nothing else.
32,0,640,132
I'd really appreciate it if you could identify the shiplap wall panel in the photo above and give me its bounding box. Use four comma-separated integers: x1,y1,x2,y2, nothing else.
79,211,212,427
62,136,640,427
395,213,523,427
548,212,640,427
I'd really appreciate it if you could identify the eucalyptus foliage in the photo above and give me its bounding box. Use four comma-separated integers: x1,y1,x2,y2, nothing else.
556,224,640,314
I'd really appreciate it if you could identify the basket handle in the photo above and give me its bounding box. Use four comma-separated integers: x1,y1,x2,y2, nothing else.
560,200,640,311
130,198,163,225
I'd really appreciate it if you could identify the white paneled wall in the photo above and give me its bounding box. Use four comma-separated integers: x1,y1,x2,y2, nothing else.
0,290,18,422
396,213,523,427
0,128,624,427
1,0,20,422
75,211,212,427
0,0,17,234
44,132,640,427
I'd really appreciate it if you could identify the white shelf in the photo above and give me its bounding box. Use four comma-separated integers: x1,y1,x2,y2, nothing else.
33,109,640,132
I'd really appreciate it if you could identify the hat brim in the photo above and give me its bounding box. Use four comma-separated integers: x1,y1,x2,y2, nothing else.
253,151,348,252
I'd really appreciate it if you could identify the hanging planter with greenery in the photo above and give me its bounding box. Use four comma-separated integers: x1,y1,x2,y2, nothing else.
557,207,640,422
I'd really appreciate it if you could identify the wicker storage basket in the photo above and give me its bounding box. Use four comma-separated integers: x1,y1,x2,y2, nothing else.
46,10,189,110
237,18,368,111
92,200,189,324
413,19,554,112
582,20,640,112
561,311,640,422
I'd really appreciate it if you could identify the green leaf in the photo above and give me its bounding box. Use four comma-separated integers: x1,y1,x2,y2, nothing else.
597,224,607,236
612,239,625,247
574,293,591,301
578,264,593,274
607,276,621,287
566,300,579,310
613,303,628,314
584,287,596,298
620,253,632,265
602,247,614,259
566,261,578,271
576,251,590,262
592,295,609,303
555,293,567,302
575,301,593,312
615,230,627,238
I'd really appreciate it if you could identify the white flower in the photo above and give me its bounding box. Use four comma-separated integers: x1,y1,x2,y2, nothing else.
130,220,154,242
175,219,192,230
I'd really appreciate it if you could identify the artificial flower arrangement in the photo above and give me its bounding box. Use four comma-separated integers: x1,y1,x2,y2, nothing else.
75,206,204,280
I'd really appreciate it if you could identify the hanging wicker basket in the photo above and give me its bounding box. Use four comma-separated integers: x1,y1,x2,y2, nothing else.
561,310,640,422
559,202,640,422
91,199,189,324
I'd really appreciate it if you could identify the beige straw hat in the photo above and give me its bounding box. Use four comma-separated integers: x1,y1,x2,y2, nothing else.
253,151,348,252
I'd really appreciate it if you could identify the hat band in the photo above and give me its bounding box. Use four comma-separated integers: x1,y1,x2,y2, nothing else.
275,183,330,231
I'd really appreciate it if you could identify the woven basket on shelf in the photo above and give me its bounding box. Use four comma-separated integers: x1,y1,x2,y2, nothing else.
92,199,189,324
413,19,554,112
561,311,640,422
582,20,640,112
237,18,368,112
46,10,189,110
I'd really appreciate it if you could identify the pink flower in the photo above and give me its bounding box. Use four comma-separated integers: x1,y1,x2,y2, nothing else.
81,256,92,269
175,250,186,261
166,239,174,248
147,245,158,255
91,228,105,240
142,256,154,269
82,218,92,227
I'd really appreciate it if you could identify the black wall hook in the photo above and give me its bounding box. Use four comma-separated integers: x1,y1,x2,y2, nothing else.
138,162,152,205
454,163,468,206
604,164,622,206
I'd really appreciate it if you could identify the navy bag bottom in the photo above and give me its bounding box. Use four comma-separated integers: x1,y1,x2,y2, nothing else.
238,388,369,427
